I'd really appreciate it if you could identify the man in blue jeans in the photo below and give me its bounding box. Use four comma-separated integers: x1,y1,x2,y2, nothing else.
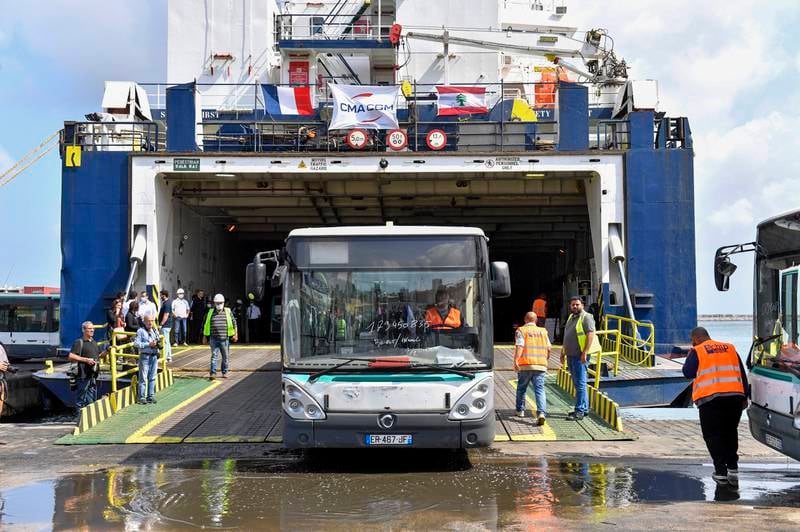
203,293,238,379
514,311,551,425
158,289,173,362
561,296,601,420
134,315,162,404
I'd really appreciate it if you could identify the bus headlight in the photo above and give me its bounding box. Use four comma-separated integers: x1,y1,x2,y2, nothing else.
282,378,326,420
449,376,493,420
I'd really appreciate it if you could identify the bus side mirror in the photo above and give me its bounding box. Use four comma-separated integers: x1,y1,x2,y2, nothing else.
271,265,287,288
491,261,511,298
714,250,737,292
246,263,267,302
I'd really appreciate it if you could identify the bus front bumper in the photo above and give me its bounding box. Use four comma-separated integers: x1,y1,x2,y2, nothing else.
283,411,495,449
748,402,800,461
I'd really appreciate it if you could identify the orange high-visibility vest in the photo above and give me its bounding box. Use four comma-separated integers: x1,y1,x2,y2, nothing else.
691,339,745,403
535,67,571,109
425,307,462,330
532,298,547,318
516,323,550,370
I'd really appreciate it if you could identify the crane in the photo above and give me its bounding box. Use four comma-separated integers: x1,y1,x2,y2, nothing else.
394,26,628,85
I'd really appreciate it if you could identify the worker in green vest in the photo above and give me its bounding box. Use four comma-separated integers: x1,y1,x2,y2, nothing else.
561,296,601,420
203,293,238,379
336,309,347,340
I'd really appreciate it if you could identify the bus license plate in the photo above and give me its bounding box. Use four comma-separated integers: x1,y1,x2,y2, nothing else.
765,432,783,450
366,434,413,446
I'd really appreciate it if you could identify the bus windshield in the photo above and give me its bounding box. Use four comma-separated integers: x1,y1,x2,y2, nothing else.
753,213,800,372
281,236,491,370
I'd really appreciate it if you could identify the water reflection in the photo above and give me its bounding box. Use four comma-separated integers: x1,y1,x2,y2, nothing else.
2,454,799,529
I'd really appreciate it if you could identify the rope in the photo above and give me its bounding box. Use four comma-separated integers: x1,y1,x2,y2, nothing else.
0,136,59,189
0,131,59,181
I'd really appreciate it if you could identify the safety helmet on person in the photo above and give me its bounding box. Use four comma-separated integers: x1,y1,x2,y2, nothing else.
177,288,185,297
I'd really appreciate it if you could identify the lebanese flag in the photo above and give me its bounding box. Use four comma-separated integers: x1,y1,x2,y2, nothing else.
436,86,488,116
262,85,315,116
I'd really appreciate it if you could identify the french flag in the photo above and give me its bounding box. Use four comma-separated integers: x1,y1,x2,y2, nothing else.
436,86,488,116
262,85,315,116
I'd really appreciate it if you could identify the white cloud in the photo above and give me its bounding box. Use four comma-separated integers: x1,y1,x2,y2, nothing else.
708,198,754,228
0,1,167,91
0,145,13,172
569,1,800,313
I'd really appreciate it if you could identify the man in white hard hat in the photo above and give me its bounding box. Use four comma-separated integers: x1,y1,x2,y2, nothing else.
202,293,238,379
171,287,191,346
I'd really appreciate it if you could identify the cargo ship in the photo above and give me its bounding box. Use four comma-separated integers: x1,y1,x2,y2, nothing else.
55,0,696,407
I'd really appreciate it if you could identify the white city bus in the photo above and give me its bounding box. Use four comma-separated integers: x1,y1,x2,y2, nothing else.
715,210,800,460
0,293,60,360
247,225,510,448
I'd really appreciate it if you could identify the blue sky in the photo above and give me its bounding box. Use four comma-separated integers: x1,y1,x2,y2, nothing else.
1,0,798,313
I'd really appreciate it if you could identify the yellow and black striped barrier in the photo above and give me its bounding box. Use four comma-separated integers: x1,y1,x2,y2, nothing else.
73,369,174,436
556,366,623,432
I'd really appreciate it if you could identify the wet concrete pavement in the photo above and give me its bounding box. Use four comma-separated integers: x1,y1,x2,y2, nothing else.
2,450,800,530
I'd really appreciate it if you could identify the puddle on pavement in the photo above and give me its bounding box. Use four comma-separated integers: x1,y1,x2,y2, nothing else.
2,452,800,529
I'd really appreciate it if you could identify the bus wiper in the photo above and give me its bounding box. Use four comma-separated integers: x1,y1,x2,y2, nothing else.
408,363,475,379
308,357,370,382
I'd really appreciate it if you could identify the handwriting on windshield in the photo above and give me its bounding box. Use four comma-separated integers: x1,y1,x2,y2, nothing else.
373,337,423,347
366,319,431,333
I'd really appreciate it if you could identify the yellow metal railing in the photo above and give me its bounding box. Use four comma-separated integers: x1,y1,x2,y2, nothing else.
107,327,167,405
585,329,621,388
601,314,655,367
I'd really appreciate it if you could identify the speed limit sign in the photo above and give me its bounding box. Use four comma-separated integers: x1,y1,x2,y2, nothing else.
426,129,447,150
386,129,408,151
346,129,369,149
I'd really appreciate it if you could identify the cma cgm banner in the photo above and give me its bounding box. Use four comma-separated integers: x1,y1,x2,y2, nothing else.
329,84,400,130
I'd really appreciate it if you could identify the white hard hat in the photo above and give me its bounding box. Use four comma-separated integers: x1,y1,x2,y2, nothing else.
177,288,185,294
213,293,225,304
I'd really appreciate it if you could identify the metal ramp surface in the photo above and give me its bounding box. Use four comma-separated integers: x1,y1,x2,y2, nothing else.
58,346,633,445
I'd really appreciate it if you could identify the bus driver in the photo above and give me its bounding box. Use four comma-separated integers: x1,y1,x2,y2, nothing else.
425,288,462,330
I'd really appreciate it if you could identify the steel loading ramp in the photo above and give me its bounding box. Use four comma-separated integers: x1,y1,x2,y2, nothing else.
57,346,633,445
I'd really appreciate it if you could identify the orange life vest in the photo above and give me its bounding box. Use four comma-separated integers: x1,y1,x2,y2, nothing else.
516,323,550,370
691,339,745,403
534,67,571,109
425,307,462,330
532,298,547,318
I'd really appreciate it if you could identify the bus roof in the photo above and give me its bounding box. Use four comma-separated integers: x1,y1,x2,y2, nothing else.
287,225,487,239
0,293,59,300
758,209,800,229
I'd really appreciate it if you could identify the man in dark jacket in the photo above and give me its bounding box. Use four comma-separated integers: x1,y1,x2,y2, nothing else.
682,326,749,486
190,289,207,344
68,321,108,411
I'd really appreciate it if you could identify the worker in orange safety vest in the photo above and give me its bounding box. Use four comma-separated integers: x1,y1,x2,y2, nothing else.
532,294,547,326
514,312,551,425
682,326,749,486
424,288,462,330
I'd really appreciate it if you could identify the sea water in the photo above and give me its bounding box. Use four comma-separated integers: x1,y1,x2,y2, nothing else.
622,319,752,420
697,320,753,358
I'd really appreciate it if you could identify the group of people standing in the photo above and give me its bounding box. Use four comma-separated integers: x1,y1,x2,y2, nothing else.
514,294,748,487
106,289,200,349
67,288,260,412
513,295,599,425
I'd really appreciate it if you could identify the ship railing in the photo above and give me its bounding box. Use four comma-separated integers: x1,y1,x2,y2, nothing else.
591,120,630,150
587,329,621,388
107,328,167,400
62,121,164,153
128,80,647,153
601,314,655,367
198,118,559,153
275,14,392,42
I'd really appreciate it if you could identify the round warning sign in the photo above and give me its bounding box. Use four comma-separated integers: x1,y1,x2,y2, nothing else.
386,129,408,151
346,129,369,150
426,129,447,150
